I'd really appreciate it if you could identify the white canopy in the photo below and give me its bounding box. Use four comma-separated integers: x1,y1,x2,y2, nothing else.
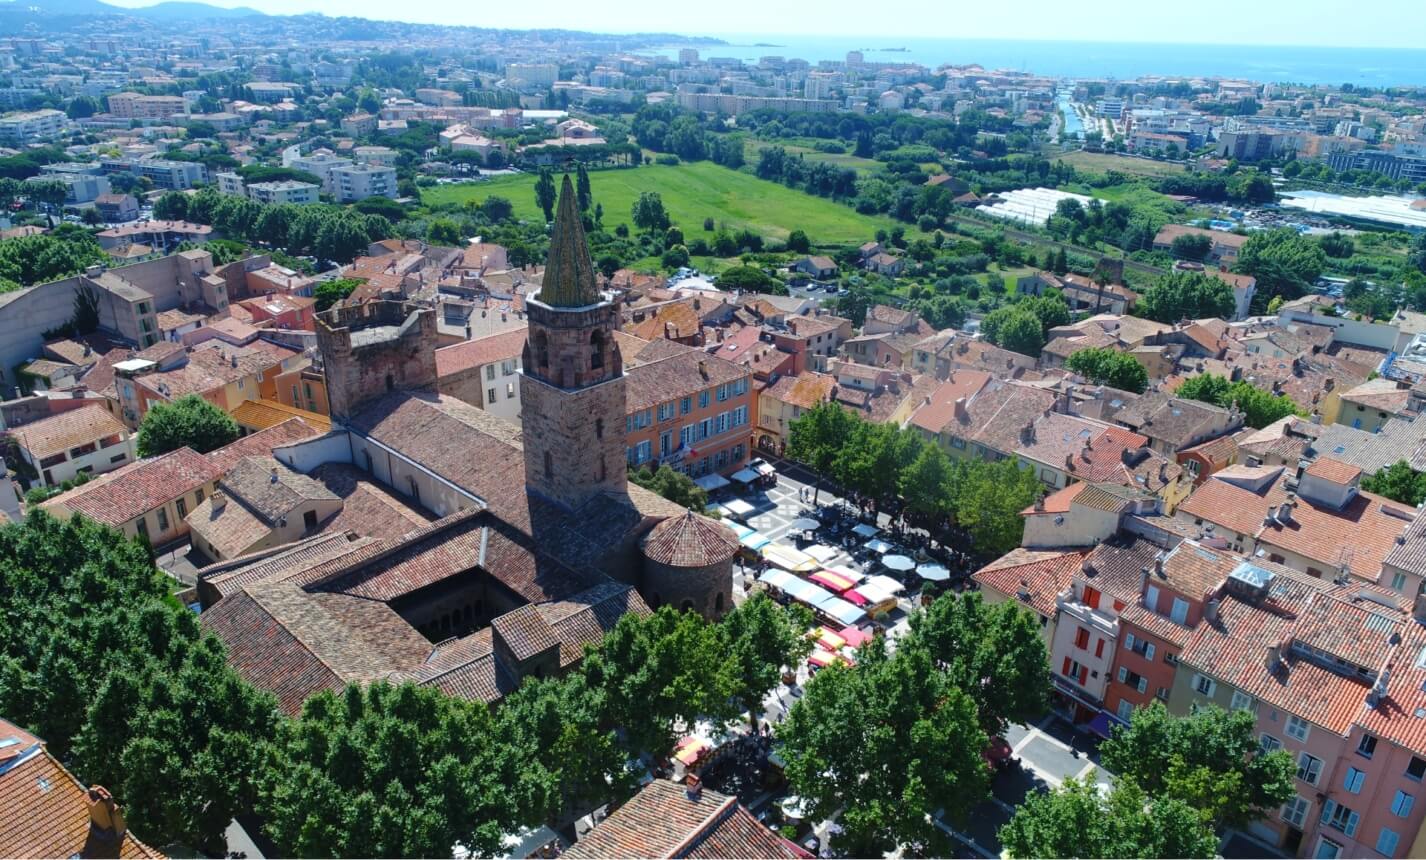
694,473,731,492
882,554,915,571
817,595,867,626
917,563,951,581
730,468,760,484
754,461,777,477
864,574,906,595
758,568,798,590
724,499,757,518
804,544,840,563
852,523,881,538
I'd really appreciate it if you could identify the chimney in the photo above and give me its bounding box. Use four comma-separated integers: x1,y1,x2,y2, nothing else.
270,467,279,484
1081,558,1096,577
1204,598,1220,623
230,354,238,368
1065,452,1075,470
1034,496,1045,512
1266,644,1282,674
1158,461,1168,483
685,773,703,801
211,490,226,509
86,786,127,844
698,361,709,379
953,396,968,421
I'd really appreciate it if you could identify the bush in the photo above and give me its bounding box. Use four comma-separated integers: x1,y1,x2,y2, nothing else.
655,154,680,166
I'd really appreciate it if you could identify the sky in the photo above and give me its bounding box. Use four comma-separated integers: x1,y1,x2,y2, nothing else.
106,0,1426,50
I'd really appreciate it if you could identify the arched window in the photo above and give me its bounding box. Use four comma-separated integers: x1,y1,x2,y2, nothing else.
590,329,605,370
544,450,553,480
715,592,725,614
533,330,549,368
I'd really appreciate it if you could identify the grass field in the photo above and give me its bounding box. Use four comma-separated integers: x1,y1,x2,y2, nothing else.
1056,150,1187,178
742,138,884,174
421,162,894,245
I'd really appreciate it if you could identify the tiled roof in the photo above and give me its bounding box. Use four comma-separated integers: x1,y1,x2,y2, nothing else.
230,399,331,434
492,604,560,662
220,456,339,524
1258,487,1410,582
626,345,748,413
1154,541,1238,601
564,779,798,859
1084,537,1162,602
308,462,431,540
40,447,220,526
12,405,126,459
1304,457,1362,484
641,511,740,568
1024,481,1086,515
537,582,651,668
197,531,373,605
1339,378,1411,412
1119,601,1193,649
907,371,993,434
0,728,163,859
206,418,322,473
434,329,528,378
973,548,1089,619
761,372,836,411
1291,591,1404,672
1116,392,1235,448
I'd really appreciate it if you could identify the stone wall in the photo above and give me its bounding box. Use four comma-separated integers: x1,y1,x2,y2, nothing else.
521,372,627,510
316,300,437,421
641,555,733,619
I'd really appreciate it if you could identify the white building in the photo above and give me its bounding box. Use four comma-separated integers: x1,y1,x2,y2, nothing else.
25,172,109,204
0,108,65,145
215,171,246,197
12,404,135,487
246,180,319,205
506,63,559,90
285,151,355,193
331,163,397,202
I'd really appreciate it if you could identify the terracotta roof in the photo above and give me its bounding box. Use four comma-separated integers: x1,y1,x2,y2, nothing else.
206,418,322,473
1304,457,1363,485
907,371,993,434
40,447,220,526
434,329,528,378
536,581,651,668
0,724,163,859
308,462,431,540
565,779,798,859
197,531,373,605
626,301,702,342
220,456,339,524
1339,378,1411,412
1292,592,1404,672
1024,482,1086,515
641,511,740,567
11,405,126,460
973,548,1089,619
761,372,836,411
230,399,331,434
625,342,748,413
1155,540,1239,601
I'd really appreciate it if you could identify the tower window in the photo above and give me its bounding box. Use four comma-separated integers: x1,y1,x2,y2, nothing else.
595,418,604,439
544,450,553,479
534,330,549,368
590,330,605,370
385,373,394,391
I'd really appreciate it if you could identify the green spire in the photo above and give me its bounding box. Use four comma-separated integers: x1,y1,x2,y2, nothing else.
539,174,600,308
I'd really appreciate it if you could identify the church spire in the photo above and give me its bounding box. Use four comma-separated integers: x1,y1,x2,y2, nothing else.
539,174,600,308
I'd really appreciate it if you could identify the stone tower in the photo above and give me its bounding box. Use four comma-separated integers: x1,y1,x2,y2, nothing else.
316,299,438,422
520,175,627,510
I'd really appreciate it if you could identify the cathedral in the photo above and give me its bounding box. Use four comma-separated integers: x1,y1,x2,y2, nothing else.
200,175,738,714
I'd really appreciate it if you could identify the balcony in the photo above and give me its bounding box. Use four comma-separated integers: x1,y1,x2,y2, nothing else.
1056,589,1119,637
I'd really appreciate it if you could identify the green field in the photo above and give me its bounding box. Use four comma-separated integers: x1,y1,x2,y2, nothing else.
1056,150,1187,178
742,138,884,174
421,161,894,245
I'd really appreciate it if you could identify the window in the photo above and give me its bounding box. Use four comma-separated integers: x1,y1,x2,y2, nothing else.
1357,734,1378,759
486,365,496,381
1145,583,1161,612
1083,585,1101,609
501,359,515,375
1408,757,1426,782
1230,690,1254,712
1170,596,1189,625
950,436,966,449
69,442,96,457
1095,638,1105,659
1282,795,1310,828
1377,827,1400,857
1075,627,1090,649
1261,734,1282,754
1286,715,1311,742
1391,790,1414,818
680,397,691,415
1297,752,1322,785
1391,571,1409,592
195,488,204,504
176,497,186,518
135,517,149,540
1314,838,1341,859
506,382,515,399
156,508,169,532
1343,767,1365,794
1116,699,1134,722
488,388,497,404
1320,799,1359,837
110,453,126,464
1193,673,1216,697
699,390,710,408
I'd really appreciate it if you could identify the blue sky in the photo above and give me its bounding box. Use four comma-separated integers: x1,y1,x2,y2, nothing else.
110,0,1426,49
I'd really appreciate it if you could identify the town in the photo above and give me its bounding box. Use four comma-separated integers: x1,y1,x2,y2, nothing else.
2,3,1426,859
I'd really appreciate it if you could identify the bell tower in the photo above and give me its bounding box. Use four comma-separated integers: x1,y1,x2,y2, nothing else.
520,175,627,510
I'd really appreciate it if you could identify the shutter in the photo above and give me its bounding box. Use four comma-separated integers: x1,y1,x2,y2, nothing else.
1095,638,1105,659
1079,666,1088,686
1118,667,1128,683
1347,810,1360,837
1125,633,1136,650
1145,643,1155,661
1063,656,1073,676
1137,677,1148,694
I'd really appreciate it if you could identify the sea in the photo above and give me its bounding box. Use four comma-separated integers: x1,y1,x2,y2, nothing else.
639,35,1426,88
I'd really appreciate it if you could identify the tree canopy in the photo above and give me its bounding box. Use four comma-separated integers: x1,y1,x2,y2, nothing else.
0,230,106,288
1175,373,1302,429
136,394,240,457
0,512,280,852
1000,777,1218,860
1064,346,1149,393
1236,228,1327,311
715,264,783,294
1138,271,1236,324
1100,702,1295,830
628,464,709,510
1361,460,1426,507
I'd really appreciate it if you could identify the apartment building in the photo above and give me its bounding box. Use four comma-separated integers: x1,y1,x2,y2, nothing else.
623,340,754,478
0,108,64,145
434,329,527,422
106,92,184,119
331,163,397,202
24,171,109,204
246,180,320,205
39,446,222,545
99,157,206,190
11,404,135,486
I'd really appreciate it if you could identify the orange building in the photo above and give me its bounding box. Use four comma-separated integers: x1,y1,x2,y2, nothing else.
623,340,755,479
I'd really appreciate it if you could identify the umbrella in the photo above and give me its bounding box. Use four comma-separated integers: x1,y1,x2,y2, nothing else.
882,554,915,571
864,538,894,554
852,523,881,538
916,563,951,581
789,517,821,532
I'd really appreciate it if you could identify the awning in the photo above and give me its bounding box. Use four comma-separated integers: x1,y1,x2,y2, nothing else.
804,544,840,563
784,578,835,606
809,569,857,592
740,531,771,551
728,522,755,539
1087,711,1127,740
838,626,871,648
916,563,951,581
695,473,731,492
758,568,798,591
724,499,757,518
762,543,819,572
730,468,760,484
864,538,894,554
812,626,846,651
754,461,777,477
673,736,712,766
852,523,881,538
823,564,864,584
840,588,869,606
816,596,867,627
